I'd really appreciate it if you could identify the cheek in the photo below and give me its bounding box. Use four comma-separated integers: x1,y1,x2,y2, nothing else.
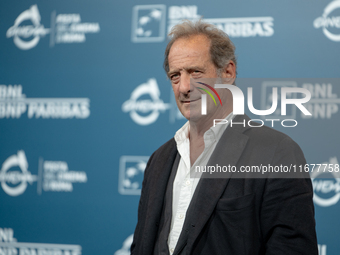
172,85,179,95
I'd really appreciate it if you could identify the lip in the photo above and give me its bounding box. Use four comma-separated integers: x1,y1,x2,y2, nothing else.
182,98,200,103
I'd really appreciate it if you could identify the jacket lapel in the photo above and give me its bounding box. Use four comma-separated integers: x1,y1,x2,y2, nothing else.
174,115,251,254
142,140,178,255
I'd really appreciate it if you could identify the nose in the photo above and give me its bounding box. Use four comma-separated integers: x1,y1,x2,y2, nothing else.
179,73,192,95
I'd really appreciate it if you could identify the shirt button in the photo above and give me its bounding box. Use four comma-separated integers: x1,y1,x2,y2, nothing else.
170,248,174,253
185,180,191,186
178,214,184,219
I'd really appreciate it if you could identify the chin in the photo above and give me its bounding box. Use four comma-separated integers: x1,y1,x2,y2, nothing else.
187,110,203,121
181,111,191,120
178,103,202,120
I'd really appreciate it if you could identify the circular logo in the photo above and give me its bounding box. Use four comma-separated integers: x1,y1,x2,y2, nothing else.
0,151,37,196
6,5,50,50
311,165,340,207
122,78,170,125
314,0,340,42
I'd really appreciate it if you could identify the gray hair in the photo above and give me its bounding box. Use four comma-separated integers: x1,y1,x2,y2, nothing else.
163,19,237,76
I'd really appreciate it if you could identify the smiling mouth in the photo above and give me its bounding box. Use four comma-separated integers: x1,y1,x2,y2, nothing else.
182,98,200,103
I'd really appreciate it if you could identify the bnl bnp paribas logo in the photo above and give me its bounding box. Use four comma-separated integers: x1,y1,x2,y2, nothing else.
6,4,100,50
0,151,88,196
314,0,340,42
0,228,82,255
131,5,274,43
0,84,90,119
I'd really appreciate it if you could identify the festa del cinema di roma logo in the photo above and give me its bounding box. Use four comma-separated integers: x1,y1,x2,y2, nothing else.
122,78,170,125
6,4,100,50
311,157,340,207
0,151,36,196
314,0,340,41
0,151,88,196
6,4,50,50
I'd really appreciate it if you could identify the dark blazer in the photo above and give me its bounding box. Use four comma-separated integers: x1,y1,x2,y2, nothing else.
131,115,318,255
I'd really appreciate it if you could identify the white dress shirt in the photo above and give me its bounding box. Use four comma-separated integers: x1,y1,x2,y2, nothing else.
167,113,234,254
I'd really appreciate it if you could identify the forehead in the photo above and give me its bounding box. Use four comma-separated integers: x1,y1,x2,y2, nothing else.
168,34,212,68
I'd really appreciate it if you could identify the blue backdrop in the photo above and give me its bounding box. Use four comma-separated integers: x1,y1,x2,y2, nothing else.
1,0,339,254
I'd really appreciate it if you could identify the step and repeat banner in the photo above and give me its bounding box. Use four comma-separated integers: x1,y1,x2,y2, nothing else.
1,0,339,254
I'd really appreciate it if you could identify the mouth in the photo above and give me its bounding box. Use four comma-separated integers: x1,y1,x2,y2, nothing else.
182,98,200,103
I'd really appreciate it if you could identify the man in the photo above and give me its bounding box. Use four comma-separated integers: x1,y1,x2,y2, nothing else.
131,20,317,255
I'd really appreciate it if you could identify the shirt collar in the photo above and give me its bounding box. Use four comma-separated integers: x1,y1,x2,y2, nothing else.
207,112,234,142
174,121,190,145
174,112,234,145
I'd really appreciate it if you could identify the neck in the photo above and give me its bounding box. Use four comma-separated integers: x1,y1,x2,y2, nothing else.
189,106,232,141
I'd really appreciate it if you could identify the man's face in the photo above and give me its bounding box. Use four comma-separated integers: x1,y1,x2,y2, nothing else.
167,34,229,121
168,35,217,120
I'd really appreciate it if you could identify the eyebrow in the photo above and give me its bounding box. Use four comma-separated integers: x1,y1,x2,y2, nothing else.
167,70,178,78
167,66,205,77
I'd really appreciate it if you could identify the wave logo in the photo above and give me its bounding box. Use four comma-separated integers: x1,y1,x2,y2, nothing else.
131,5,166,42
0,151,37,196
197,82,223,115
314,0,340,42
118,156,149,195
6,5,50,50
122,78,170,125
311,157,340,207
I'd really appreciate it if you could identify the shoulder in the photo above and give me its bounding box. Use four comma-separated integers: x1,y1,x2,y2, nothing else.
242,120,301,153
154,137,176,156
232,115,298,147
143,137,177,177
229,117,306,167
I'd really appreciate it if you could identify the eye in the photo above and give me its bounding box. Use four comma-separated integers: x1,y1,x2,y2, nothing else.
192,70,202,78
170,73,180,82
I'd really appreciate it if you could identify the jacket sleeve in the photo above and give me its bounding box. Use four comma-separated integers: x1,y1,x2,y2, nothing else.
261,137,318,254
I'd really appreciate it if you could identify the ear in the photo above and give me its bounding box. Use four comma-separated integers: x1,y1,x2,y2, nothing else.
220,61,236,83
